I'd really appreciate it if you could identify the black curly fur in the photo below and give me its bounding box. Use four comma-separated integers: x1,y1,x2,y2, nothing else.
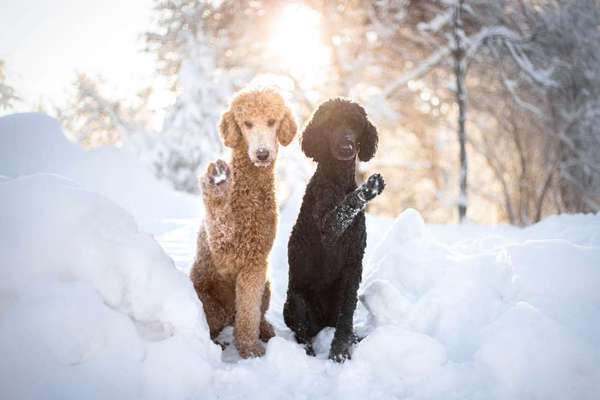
284,98,383,362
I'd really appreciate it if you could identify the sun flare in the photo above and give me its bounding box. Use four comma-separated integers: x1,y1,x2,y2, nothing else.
267,4,330,85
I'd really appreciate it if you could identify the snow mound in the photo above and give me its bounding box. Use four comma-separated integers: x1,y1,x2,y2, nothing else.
0,174,219,400
360,209,600,399
0,113,199,232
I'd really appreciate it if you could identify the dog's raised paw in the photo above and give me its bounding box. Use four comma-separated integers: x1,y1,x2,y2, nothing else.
201,160,231,195
360,173,385,201
208,159,230,186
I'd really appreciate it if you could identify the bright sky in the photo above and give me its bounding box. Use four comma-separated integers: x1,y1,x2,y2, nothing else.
0,0,157,113
0,0,331,119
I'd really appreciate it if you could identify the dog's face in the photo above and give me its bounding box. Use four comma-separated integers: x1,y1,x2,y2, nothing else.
301,98,379,163
329,124,361,161
219,88,297,167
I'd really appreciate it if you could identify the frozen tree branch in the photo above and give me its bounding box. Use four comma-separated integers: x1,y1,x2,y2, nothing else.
383,46,451,99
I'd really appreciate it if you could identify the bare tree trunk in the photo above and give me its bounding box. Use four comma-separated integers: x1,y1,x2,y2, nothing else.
534,167,555,222
453,0,468,222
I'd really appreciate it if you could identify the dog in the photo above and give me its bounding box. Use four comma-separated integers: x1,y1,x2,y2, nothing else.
190,88,297,358
284,98,385,362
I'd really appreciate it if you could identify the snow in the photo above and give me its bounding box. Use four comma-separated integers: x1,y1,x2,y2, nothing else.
0,174,218,400
0,113,200,232
1,113,600,399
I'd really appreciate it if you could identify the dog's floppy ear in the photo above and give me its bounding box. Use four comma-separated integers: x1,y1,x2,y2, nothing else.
301,101,332,162
277,108,297,146
219,109,241,148
358,109,378,162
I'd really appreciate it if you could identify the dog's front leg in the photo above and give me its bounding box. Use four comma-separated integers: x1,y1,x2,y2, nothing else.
201,160,231,209
321,174,385,247
234,265,267,358
329,268,362,362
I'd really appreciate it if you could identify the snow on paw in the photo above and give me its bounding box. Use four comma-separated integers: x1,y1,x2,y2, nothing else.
201,159,230,196
211,159,230,184
366,173,385,197
360,173,385,202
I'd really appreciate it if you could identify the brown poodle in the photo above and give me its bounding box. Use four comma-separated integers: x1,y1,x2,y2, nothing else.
190,88,297,358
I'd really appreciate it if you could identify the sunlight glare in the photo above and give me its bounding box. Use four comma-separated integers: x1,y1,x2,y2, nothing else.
267,4,330,86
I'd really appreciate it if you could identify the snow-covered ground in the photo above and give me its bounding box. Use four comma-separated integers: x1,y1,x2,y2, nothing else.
1,113,599,399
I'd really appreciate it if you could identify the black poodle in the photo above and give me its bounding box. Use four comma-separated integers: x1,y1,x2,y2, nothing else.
284,98,385,362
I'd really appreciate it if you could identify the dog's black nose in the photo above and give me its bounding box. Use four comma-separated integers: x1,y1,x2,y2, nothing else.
256,149,270,161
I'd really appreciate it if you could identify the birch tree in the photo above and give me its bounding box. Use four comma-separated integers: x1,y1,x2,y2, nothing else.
372,0,556,222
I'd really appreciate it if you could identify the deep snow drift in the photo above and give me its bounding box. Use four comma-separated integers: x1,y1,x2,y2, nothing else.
1,113,600,399
0,174,219,399
0,113,199,232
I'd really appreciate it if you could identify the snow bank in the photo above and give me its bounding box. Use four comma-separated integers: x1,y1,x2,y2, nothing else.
0,174,219,400
0,113,200,232
361,209,600,399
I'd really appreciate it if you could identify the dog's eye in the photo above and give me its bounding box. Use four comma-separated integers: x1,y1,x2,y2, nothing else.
267,118,276,127
244,121,253,128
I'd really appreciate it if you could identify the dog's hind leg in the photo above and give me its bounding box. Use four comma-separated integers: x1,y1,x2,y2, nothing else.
191,269,231,341
190,230,234,342
196,284,230,341
329,252,364,362
284,292,320,356
259,280,275,341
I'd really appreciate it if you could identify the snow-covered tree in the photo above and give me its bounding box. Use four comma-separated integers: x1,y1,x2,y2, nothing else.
538,0,600,213
366,0,558,222
60,2,233,194
138,33,232,194
386,0,552,221
58,73,154,148
59,74,134,147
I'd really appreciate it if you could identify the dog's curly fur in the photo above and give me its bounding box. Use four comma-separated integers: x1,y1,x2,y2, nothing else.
284,98,383,362
190,88,297,358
